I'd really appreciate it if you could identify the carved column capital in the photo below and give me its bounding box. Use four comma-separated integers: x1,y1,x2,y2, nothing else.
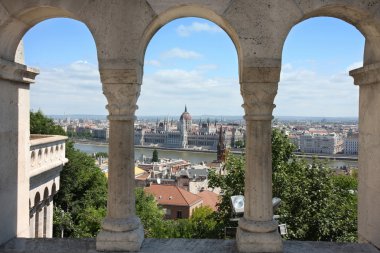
100,69,142,121
0,58,39,84
240,82,278,121
349,63,380,86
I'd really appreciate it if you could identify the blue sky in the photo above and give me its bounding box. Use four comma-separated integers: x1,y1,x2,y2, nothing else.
24,17,364,117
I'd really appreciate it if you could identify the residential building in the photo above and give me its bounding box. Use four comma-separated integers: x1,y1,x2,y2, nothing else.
144,184,203,219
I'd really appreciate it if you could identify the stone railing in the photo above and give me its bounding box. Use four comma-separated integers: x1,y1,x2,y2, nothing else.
30,135,68,178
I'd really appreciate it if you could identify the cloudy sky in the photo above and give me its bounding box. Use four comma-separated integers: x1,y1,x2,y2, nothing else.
24,17,364,117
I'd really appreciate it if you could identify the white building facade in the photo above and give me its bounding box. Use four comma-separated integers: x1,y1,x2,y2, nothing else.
29,135,68,238
300,133,343,154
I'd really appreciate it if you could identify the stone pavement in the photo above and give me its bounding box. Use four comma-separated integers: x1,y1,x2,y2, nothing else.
0,238,379,253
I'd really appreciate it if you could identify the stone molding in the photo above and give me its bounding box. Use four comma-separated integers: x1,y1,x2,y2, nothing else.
238,217,279,233
103,82,141,120
349,63,380,86
241,82,277,120
0,58,39,84
101,69,142,120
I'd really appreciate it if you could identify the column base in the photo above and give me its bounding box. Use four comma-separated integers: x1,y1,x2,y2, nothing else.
96,217,144,252
96,225,144,252
236,227,283,253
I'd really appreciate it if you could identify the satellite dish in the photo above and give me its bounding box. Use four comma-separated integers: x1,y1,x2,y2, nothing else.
157,178,161,184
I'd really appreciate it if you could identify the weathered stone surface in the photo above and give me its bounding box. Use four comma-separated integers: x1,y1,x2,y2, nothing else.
1,239,379,253
96,225,144,252
2,0,380,251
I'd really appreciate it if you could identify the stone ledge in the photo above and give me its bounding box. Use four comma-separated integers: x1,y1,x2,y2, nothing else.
0,238,379,253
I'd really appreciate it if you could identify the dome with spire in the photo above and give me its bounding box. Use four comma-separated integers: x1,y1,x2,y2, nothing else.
180,105,192,121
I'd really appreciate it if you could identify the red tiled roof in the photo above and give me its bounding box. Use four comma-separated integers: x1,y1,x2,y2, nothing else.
145,184,202,207
197,190,219,211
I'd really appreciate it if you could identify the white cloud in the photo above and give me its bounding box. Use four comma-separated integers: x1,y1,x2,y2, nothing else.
145,59,161,67
161,48,202,59
139,67,242,116
177,22,223,37
31,60,107,115
275,62,359,117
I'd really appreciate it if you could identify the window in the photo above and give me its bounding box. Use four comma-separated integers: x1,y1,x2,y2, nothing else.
177,211,182,219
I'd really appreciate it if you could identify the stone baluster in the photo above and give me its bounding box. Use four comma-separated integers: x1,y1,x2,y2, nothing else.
236,67,283,253
349,63,380,249
96,69,144,252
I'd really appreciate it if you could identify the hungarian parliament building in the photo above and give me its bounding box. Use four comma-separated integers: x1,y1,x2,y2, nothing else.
134,106,245,150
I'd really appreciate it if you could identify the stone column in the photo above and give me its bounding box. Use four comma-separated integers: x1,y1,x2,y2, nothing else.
350,63,380,249
96,69,144,251
236,67,283,253
46,197,53,238
29,210,35,237
0,58,38,244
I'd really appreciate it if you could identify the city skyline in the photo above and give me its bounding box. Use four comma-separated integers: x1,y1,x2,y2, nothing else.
24,17,364,117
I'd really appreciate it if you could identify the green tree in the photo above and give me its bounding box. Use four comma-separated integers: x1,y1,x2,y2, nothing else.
30,111,108,238
95,152,108,158
30,110,66,136
135,187,165,238
189,206,218,238
208,154,245,234
209,129,358,242
152,149,159,162
54,141,108,237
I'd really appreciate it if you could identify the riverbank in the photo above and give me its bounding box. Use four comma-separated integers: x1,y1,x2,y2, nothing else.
72,138,358,162
71,138,243,154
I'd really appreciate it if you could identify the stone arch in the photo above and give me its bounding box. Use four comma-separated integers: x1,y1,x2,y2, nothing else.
139,5,242,77
0,4,99,63
52,183,57,195
277,3,380,248
281,2,380,64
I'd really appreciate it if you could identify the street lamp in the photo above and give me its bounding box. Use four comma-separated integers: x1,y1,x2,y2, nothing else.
230,195,287,236
230,195,282,215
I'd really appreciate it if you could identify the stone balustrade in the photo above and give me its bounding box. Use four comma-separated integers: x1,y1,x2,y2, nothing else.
29,135,68,238
30,135,68,177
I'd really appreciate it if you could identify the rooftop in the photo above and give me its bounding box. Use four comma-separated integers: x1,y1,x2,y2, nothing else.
145,184,202,206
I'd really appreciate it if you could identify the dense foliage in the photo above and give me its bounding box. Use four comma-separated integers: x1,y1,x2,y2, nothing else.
30,110,66,136
30,111,108,237
209,129,358,242
53,141,108,237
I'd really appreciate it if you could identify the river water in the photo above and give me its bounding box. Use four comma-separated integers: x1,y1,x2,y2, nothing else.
74,143,358,169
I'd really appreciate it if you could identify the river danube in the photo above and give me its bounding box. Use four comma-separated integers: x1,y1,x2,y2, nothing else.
74,143,358,169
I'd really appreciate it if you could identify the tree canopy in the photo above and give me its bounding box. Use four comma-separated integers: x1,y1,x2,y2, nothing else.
209,129,358,242
30,110,66,136
30,111,108,237
152,149,159,162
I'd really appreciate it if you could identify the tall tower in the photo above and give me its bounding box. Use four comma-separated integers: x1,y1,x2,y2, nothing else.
181,118,188,148
178,105,192,133
217,125,226,162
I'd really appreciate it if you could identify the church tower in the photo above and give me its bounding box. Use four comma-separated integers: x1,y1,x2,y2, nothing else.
217,125,226,162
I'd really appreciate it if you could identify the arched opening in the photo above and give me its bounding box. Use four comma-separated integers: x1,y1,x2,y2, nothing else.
137,16,241,236
23,18,104,116
275,16,364,242
20,17,103,239
52,183,57,196
34,192,41,238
